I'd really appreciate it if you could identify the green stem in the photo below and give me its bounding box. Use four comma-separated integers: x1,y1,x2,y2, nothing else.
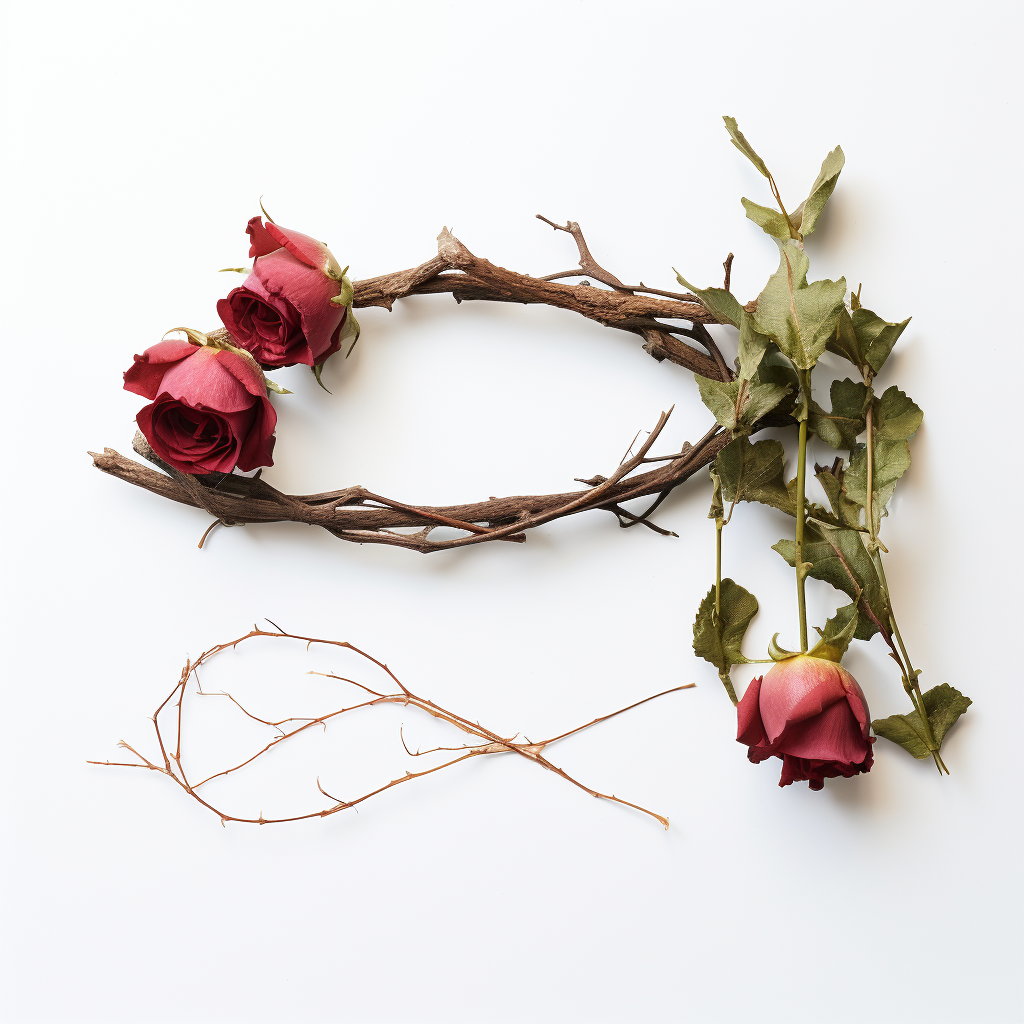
874,553,948,775
865,396,875,545
715,518,722,619
794,370,811,653
714,513,737,704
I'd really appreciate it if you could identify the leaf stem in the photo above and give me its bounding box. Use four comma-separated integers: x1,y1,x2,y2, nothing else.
795,370,811,653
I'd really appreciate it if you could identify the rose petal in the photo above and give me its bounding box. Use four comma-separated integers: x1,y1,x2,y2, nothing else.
157,345,254,414
235,395,277,472
736,675,768,746
246,216,281,259
772,697,870,763
264,221,334,273
123,341,198,399
840,675,873,740
758,656,850,744
217,350,268,399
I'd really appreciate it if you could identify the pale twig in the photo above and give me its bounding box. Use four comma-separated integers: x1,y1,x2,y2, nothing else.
90,629,692,830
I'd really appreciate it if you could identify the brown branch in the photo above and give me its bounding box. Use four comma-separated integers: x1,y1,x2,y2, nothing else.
89,629,693,829
95,221,772,553
91,412,731,553
349,224,738,379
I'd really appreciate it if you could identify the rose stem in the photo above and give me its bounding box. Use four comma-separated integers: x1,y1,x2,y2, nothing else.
873,551,948,775
715,515,722,620
861,377,946,774
794,369,811,653
865,397,874,541
714,510,738,703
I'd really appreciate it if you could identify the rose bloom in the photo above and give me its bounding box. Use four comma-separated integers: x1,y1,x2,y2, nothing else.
217,217,348,369
124,340,277,475
737,655,874,790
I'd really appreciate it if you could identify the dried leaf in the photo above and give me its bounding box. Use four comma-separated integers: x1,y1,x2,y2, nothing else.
790,146,845,237
722,115,772,179
872,684,972,759
815,462,863,530
751,241,846,370
828,306,911,376
875,386,924,441
741,198,793,241
674,272,744,327
695,375,790,436
808,378,871,450
842,388,922,534
693,578,760,684
737,313,770,381
808,602,859,662
773,524,888,640
716,437,792,516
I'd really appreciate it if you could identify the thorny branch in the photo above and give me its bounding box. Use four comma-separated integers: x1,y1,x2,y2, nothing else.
93,219,776,553
89,628,692,829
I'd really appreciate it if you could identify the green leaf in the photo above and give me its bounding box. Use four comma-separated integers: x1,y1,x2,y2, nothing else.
693,578,760,700
808,378,871,450
751,241,846,370
696,375,790,436
790,146,845,237
773,524,888,640
808,602,859,662
872,684,972,759
674,272,744,327
742,198,793,241
722,115,771,178
717,437,793,516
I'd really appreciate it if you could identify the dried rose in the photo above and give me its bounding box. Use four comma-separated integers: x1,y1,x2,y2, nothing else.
124,340,277,474
737,655,874,790
217,217,350,370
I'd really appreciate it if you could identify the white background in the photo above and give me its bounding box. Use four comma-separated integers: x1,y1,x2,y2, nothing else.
1,2,1021,1022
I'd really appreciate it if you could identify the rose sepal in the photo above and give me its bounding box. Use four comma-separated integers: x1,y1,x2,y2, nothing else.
329,267,361,357
768,633,801,662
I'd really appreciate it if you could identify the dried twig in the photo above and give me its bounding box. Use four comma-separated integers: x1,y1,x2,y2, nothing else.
90,628,692,829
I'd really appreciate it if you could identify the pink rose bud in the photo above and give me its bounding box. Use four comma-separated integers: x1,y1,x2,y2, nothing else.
124,340,277,475
217,216,349,369
736,655,874,790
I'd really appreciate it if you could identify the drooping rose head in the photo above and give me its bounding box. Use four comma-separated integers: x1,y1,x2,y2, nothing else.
737,655,874,790
124,339,277,475
217,217,349,369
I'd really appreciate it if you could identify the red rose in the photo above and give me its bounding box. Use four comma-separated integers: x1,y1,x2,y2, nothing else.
216,217,348,369
737,655,874,790
124,340,277,475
